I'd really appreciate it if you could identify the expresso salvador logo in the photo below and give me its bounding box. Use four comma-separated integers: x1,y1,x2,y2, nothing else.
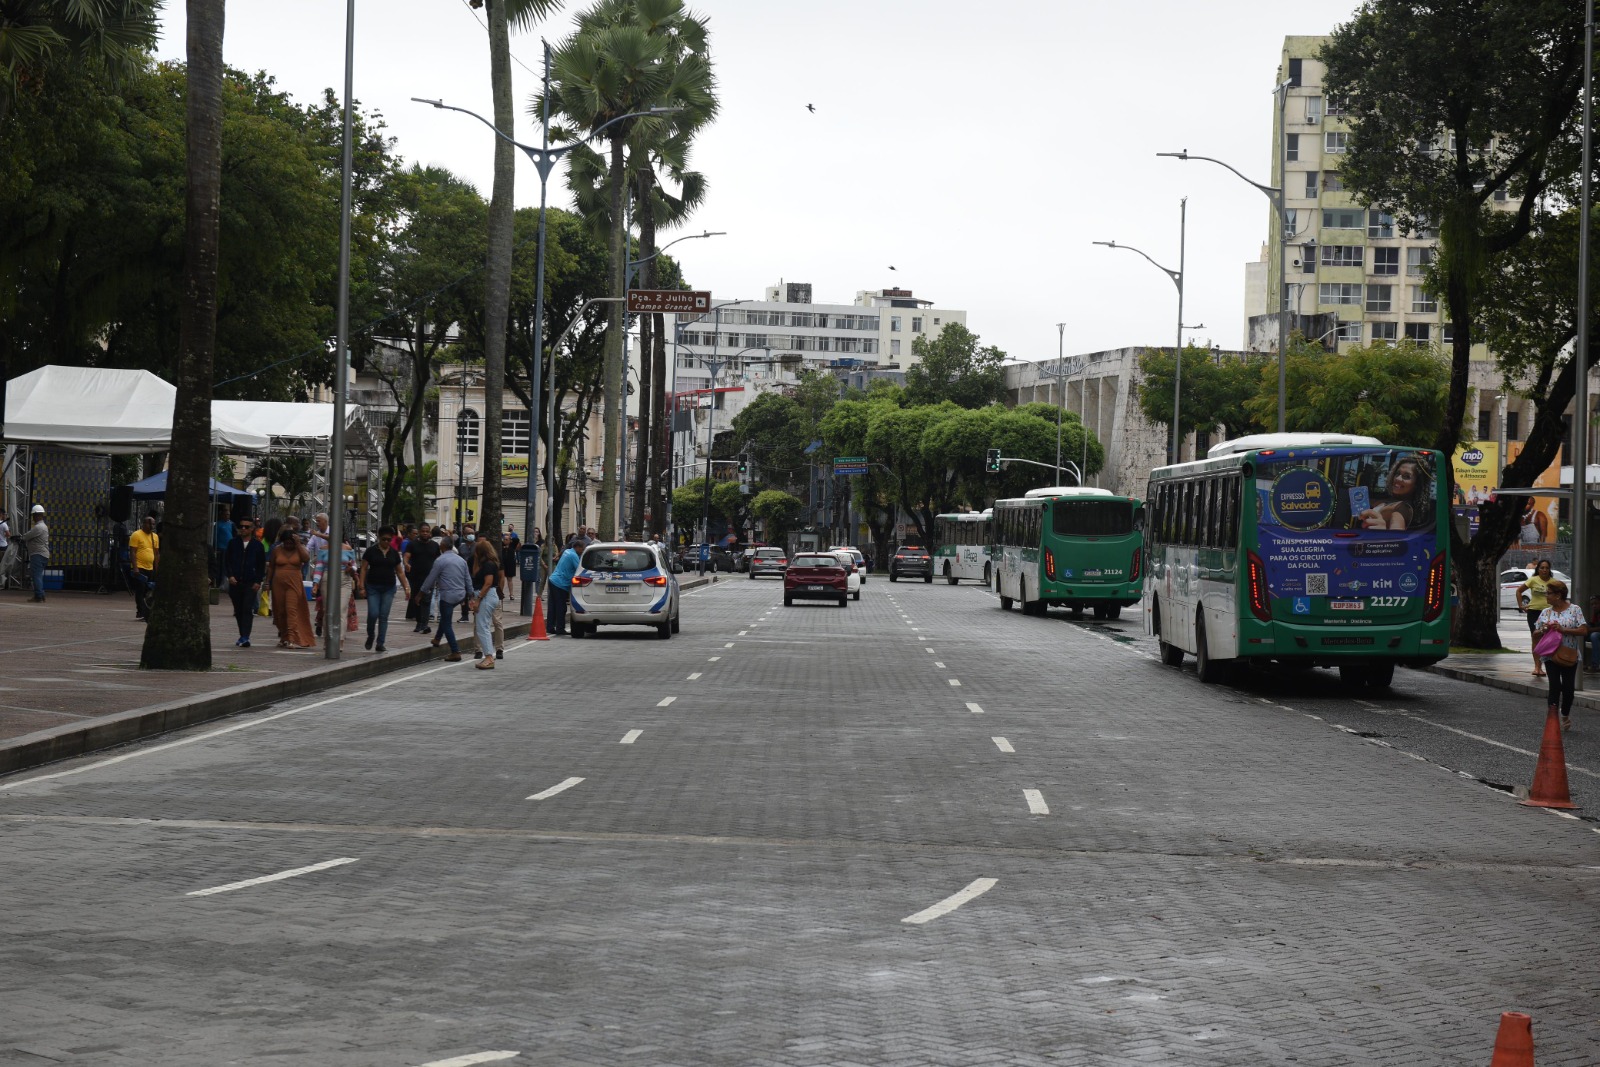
1270,468,1336,530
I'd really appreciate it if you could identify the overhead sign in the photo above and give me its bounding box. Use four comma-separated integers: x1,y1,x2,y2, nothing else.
833,456,868,476
628,289,711,314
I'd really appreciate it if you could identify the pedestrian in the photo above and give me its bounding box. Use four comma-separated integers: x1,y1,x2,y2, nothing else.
1517,559,1554,677
313,532,358,638
358,525,408,653
127,514,160,620
547,535,585,636
405,522,440,629
224,517,267,648
469,538,505,669
0,510,11,590
267,527,314,649
1534,579,1587,732
457,524,477,622
211,504,233,588
22,504,49,602
417,534,470,662
499,532,518,601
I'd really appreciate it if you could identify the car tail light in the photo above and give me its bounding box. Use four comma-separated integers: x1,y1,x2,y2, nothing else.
1044,548,1055,581
1246,550,1271,622
572,574,593,587
1422,553,1447,622
644,575,668,586
1129,547,1141,583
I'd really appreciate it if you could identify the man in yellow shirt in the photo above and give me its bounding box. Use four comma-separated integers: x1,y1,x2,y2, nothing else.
128,514,160,621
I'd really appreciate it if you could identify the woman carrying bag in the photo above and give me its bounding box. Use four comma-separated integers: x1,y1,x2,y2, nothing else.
1533,579,1587,732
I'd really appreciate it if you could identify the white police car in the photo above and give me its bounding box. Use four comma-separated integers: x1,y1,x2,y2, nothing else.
569,541,681,639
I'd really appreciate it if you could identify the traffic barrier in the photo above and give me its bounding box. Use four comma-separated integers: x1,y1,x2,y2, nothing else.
527,596,549,641
1520,706,1578,810
1487,1011,1534,1066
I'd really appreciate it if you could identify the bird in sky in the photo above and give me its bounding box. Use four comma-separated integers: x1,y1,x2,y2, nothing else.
888,265,897,271
806,103,815,113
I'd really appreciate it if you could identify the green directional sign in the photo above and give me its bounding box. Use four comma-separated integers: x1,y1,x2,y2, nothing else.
833,456,868,475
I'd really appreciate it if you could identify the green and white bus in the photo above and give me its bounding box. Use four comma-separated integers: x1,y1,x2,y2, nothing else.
933,511,992,584
993,487,1144,619
1143,433,1450,687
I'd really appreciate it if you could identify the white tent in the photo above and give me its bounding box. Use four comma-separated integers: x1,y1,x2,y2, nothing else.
211,399,377,457
3,366,270,453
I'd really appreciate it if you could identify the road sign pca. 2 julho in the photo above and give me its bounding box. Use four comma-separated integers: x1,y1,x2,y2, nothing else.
627,289,711,314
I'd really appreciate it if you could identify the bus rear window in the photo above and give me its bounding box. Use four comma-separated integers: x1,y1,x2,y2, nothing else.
1052,500,1134,537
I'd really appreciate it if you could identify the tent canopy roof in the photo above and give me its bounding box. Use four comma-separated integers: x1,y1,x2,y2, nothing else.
211,400,377,457
126,470,254,503
3,366,270,453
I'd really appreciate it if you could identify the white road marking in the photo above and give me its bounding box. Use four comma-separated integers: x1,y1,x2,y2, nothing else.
1023,789,1049,815
620,730,642,744
415,1053,521,1067
708,656,721,661
657,697,677,706
687,672,702,680
925,648,935,654
948,679,961,687
992,737,1014,753
526,777,586,801
187,856,358,897
935,661,946,668
738,630,748,636
725,643,735,648
901,877,999,925
918,636,926,641
966,702,984,714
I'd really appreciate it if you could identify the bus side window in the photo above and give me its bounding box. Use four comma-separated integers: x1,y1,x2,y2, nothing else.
1205,477,1219,548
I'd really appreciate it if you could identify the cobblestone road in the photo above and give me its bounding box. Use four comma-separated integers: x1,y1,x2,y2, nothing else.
2,577,1596,1065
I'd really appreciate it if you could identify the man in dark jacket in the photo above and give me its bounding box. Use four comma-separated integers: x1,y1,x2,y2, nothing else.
406,526,442,633
224,518,268,647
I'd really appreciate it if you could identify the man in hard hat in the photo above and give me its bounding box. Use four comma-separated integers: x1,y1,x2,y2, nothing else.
22,504,49,603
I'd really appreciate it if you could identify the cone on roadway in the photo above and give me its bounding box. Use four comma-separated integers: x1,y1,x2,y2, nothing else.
527,596,549,641
1520,707,1578,810
1488,1011,1534,1066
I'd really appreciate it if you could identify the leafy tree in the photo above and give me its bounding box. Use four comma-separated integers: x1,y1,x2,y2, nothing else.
904,323,1007,408
1138,345,1267,458
247,456,317,518
1323,0,1586,647
142,0,224,671
750,488,802,543
0,0,157,123
672,475,745,532
1241,340,1451,446
821,396,898,564
924,405,1103,515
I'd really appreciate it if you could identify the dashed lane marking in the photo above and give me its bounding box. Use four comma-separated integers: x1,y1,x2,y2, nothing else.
687,672,702,680
657,697,677,707
935,661,946,668
725,642,735,648
948,679,961,687
739,630,748,636
187,856,358,898
966,702,985,714
1024,789,1050,815
992,737,1014,753
526,777,586,801
925,648,935,654
620,730,642,744
901,877,999,925
415,1053,521,1067
708,656,721,661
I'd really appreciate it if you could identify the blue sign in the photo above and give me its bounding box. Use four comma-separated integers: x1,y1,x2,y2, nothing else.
1460,448,1484,466
1292,597,1311,615
1269,468,1336,530
1259,527,1433,601
699,544,710,561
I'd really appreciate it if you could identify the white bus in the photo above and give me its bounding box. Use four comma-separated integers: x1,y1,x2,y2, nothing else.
933,511,992,584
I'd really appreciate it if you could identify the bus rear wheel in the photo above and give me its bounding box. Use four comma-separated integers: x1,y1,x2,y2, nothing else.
1194,613,1229,684
946,566,958,586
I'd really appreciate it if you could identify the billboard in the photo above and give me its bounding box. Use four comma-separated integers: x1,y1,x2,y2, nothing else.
1449,438,1559,544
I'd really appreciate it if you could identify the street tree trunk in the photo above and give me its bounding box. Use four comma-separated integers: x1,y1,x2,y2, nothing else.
598,132,627,539
141,0,224,671
478,0,515,537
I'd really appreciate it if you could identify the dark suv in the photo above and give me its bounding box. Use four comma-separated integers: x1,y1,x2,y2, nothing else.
889,545,933,582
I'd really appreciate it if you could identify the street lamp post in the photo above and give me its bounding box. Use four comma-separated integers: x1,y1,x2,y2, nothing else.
1094,198,1186,462
1160,82,1291,432
414,73,678,612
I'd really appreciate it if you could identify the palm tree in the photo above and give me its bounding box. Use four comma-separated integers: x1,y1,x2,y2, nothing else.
0,0,158,124
140,0,223,671
247,456,318,518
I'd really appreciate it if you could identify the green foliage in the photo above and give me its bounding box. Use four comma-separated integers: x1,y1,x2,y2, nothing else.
672,475,745,530
387,461,438,524
904,323,1007,408
0,0,158,123
247,456,316,517
1138,345,1267,448
1240,341,1451,447
750,489,802,541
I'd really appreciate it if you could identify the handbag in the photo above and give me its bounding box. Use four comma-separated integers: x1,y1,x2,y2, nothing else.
1533,625,1563,659
1553,642,1580,668
346,590,359,632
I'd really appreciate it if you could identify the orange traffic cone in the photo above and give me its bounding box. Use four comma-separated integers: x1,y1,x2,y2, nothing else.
1521,707,1578,810
1488,1011,1534,1067
527,596,549,641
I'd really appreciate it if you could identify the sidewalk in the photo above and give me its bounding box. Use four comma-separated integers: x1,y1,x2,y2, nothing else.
1425,607,1600,708
0,575,716,775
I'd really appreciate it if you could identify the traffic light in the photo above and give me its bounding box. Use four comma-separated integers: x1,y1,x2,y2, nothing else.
738,454,750,485
986,448,1001,473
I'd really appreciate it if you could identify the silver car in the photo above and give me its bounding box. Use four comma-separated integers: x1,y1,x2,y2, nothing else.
569,541,681,639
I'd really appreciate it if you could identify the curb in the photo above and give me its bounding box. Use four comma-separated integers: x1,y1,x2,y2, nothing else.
0,575,722,778
1423,661,1600,710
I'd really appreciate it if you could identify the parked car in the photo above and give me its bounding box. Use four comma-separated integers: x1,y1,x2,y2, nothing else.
676,544,736,572
784,552,850,607
1499,566,1571,611
889,545,933,582
748,546,788,579
569,541,681,639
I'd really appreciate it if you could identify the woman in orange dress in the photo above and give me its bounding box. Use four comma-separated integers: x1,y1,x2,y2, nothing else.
267,527,314,648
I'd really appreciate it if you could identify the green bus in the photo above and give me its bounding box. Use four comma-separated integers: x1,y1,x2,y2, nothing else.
1143,433,1450,687
933,511,993,585
992,487,1144,619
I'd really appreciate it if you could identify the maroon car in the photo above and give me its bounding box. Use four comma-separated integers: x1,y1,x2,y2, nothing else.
784,552,850,607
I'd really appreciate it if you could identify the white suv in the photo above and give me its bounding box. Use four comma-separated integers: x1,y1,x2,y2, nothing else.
830,545,868,583
569,541,681,639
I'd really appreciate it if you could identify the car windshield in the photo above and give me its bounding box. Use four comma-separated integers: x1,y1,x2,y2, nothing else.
791,555,840,569
582,547,656,571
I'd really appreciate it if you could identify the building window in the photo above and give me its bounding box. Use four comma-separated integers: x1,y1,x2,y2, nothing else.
1368,210,1395,238
1302,246,1316,273
1284,208,1299,236
1324,171,1345,192
1372,247,1400,275
1440,323,1456,345
1319,282,1362,305
1335,321,1363,343
1326,96,1347,117
1305,96,1322,123
890,316,902,332
1479,410,1493,440
1304,171,1319,198
890,339,901,356
502,410,531,456
1288,58,1302,87
1411,286,1437,313
457,408,480,456
862,339,878,354
1286,133,1300,163
1320,245,1362,268
1404,322,1432,342
933,317,941,325
1507,411,1520,440
1407,246,1435,275
1324,131,1349,154
1371,320,1398,342
1492,186,1509,203
1322,209,1362,229
1365,284,1392,312
911,317,923,332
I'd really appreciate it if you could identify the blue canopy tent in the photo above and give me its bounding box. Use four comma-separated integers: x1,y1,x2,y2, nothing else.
126,471,253,507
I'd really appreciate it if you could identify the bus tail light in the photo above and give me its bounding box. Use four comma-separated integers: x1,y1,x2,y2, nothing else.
1422,553,1447,622
1129,548,1142,583
1246,550,1271,622
571,574,593,587
1044,548,1056,581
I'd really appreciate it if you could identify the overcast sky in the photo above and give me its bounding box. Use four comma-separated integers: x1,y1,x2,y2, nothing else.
156,0,1364,364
